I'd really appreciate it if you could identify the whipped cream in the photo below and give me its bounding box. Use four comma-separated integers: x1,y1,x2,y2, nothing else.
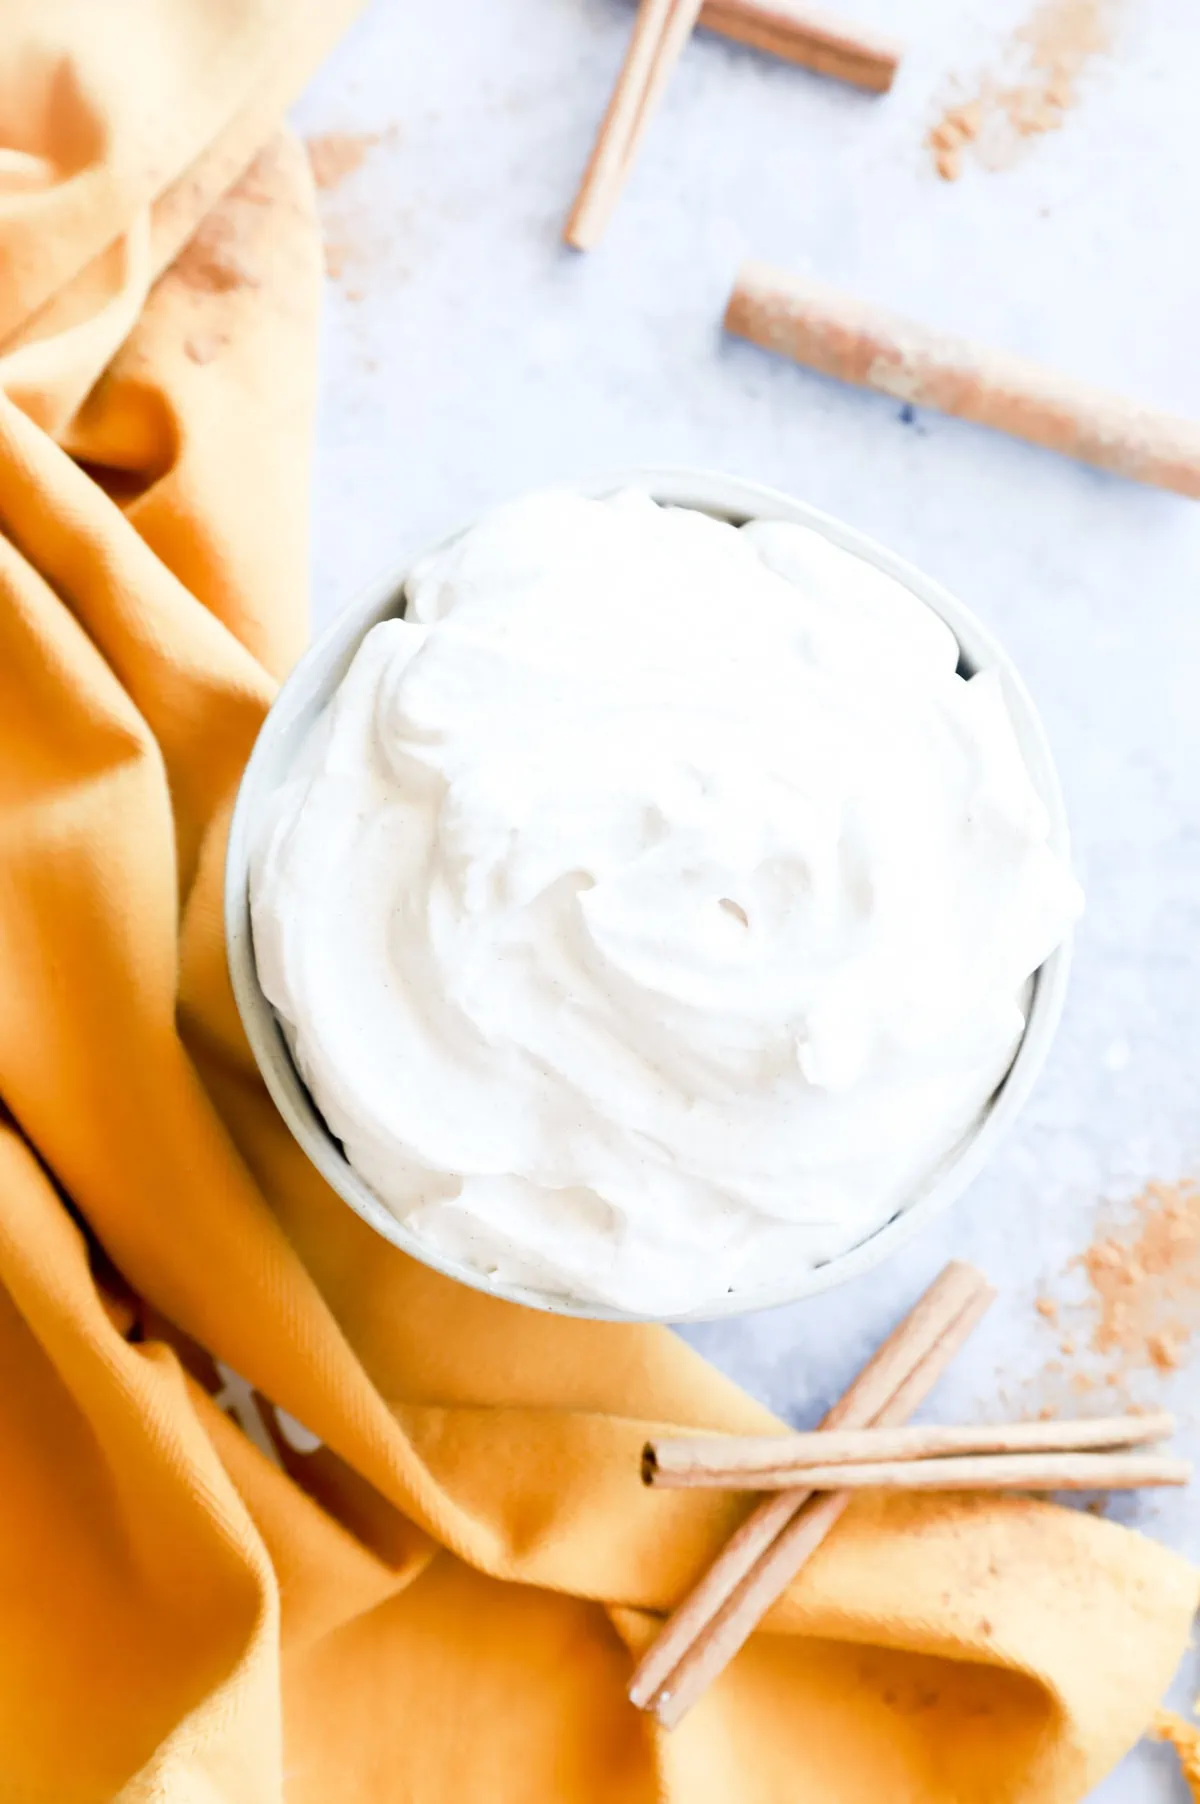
251,490,1081,1315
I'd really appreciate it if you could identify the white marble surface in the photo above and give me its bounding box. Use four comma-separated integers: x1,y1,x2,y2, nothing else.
291,3,1200,1794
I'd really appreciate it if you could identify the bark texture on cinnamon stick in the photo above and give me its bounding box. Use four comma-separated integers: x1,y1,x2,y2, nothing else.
725,261,1200,500
627,1262,993,1724
645,1410,1176,1486
653,1449,1190,1494
698,0,899,91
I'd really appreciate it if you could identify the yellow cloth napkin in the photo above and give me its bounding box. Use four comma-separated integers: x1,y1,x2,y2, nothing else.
0,5,1195,1800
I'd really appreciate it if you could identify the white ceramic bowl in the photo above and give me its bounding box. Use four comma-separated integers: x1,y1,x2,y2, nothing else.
225,467,1073,1323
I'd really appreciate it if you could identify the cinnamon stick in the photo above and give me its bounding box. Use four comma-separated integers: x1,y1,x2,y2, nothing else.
565,0,705,252
659,1449,1190,1494
645,1410,1176,1486
647,1284,994,1729
725,262,1200,500
627,1261,991,1716
698,0,900,92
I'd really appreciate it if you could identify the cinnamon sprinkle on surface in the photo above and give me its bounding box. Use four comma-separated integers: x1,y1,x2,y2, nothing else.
306,126,398,298
1083,1179,1200,1372
306,130,382,192
1029,1178,1200,1409
927,0,1121,180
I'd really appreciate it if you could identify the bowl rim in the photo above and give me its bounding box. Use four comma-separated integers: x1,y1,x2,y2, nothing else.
224,465,1073,1323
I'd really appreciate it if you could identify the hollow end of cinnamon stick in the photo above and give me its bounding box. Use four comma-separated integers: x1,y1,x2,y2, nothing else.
641,1444,659,1485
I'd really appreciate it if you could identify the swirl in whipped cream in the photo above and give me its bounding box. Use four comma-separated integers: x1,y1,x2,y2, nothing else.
251,491,1081,1314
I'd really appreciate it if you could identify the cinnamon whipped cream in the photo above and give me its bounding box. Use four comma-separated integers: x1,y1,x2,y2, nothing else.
250,491,1081,1314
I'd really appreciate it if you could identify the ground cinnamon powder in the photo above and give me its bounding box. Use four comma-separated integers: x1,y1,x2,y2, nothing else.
928,0,1121,180
304,128,397,298
1082,1179,1200,1373
1075,1186,1200,1795
1026,1177,1200,1414
306,130,382,192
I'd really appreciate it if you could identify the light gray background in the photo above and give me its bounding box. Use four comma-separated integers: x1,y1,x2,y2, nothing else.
291,2,1200,1794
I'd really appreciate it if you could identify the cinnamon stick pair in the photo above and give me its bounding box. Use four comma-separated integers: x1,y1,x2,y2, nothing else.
628,1260,993,1730
565,1,899,251
566,0,705,253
